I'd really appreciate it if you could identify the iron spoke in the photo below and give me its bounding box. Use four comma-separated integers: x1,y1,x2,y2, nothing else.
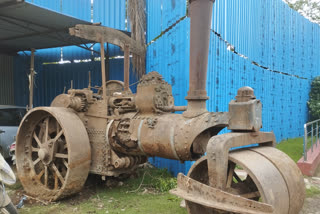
226,163,236,188
44,165,48,187
63,159,68,169
33,133,42,147
53,130,63,143
56,120,60,133
33,158,41,166
36,169,45,180
54,172,58,190
55,153,68,159
32,147,40,152
44,117,49,142
51,163,65,184
240,191,261,199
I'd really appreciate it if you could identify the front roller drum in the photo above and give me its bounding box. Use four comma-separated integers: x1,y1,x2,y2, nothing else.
175,147,304,214
16,107,91,201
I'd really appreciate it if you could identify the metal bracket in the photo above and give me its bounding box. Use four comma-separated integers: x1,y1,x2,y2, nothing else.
69,24,146,56
206,132,276,190
171,173,273,214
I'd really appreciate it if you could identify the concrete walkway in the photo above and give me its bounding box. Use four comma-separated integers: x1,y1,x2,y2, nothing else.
300,167,320,214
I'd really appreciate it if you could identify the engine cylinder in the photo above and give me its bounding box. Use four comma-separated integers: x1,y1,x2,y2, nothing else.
108,112,228,161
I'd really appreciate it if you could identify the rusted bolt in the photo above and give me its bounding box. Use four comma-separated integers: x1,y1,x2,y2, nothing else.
235,86,256,102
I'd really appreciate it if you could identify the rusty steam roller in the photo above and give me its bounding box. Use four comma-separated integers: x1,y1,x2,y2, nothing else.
15,0,305,213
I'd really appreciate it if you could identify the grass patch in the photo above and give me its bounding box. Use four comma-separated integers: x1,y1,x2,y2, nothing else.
276,137,304,162
306,186,320,198
5,181,22,191
17,167,187,214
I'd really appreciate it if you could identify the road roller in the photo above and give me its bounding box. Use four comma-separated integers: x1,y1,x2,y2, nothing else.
15,0,305,213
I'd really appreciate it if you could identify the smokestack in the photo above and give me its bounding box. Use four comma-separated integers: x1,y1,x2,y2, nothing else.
184,0,214,117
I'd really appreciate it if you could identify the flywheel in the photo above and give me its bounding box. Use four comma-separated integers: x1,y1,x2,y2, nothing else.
16,107,91,201
185,147,305,214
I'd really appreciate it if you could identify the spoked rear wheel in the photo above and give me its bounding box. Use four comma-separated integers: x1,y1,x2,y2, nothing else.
186,147,305,214
16,107,91,201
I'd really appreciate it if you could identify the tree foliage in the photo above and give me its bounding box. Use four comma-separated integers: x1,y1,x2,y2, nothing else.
284,0,320,24
308,76,320,120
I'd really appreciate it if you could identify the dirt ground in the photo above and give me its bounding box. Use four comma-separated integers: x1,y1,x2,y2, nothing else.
5,166,320,214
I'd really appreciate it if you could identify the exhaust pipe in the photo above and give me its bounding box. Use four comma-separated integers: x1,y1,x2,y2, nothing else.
184,0,214,117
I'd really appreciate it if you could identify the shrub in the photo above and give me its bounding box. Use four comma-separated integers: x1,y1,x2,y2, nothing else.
308,76,320,121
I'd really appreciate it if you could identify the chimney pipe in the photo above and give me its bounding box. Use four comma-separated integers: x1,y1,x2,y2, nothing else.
184,0,214,117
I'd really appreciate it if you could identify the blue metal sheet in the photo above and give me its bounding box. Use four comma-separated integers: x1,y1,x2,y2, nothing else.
61,0,91,21
61,0,92,60
92,0,127,57
26,0,61,12
162,0,187,30
23,0,128,62
7,1,93,62
14,0,320,177
146,0,320,175
30,59,137,107
146,0,163,43
93,0,126,30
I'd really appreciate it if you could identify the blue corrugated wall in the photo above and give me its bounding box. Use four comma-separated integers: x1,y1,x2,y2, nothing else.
14,0,134,107
146,0,320,176
13,0,320,176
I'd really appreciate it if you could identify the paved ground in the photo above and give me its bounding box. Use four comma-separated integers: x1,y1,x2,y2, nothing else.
300,167,320,214
300,195,320,214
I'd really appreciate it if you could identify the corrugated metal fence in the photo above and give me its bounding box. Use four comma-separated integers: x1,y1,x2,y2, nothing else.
12,0,320,175
14,0,134,107
0,54,14,105
146,0,320,175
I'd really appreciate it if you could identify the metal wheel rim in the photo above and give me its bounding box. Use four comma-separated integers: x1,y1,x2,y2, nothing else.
186,148,292,214
16,107,91,201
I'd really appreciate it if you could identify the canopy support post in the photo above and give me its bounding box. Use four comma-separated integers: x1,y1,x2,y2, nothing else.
29,48,35,110
100,40,107,99
124,44,130,92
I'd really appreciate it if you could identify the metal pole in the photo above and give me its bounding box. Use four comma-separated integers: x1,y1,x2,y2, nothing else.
100,41,107,99
317,122,319,147
88,71,91,89
304,124,307,161
106,43,110,81
184,0,213,117
29,48,35,110
124,44,130,92
311,124,314,152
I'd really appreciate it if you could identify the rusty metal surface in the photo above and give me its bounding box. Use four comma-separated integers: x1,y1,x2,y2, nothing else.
228,87,262,131
177,150,293,214
250,147,305,214
183,0,214,118
229,150,290,214
28,48,35,110
108,111,228,161
135,71,175,114
16,107,91,201
14,1,306,212
124,44,130,92
206,132,275,190
186,0,213,101
97,80,132,96
100,41,107,99
171,173,274,214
